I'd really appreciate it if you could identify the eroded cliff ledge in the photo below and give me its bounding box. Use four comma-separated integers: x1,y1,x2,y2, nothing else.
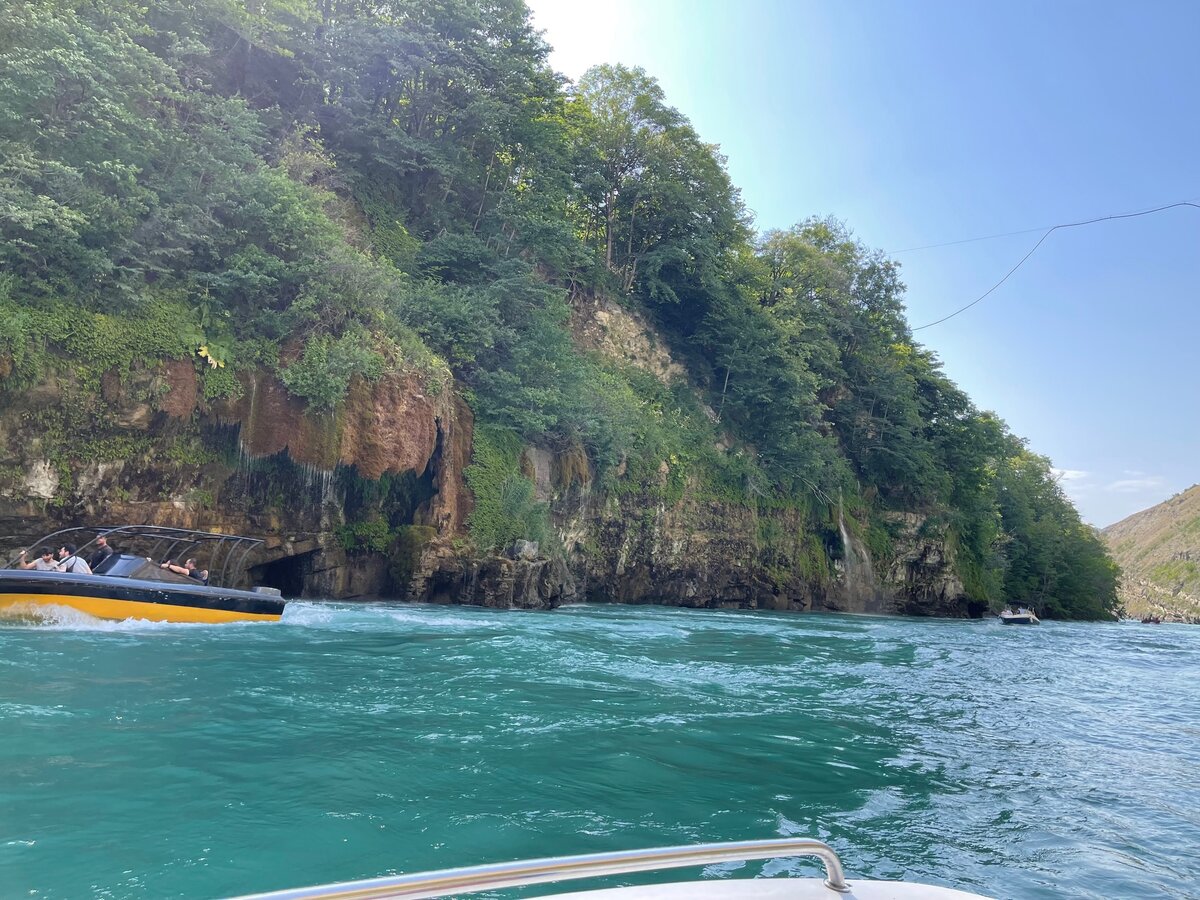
1,341,980,617
453,443,978,617
0,358,471,599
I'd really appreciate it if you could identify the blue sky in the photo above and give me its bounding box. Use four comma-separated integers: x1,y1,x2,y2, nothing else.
526,0,1199,526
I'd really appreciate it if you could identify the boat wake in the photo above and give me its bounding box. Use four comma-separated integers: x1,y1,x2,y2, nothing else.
0,602,254,632
280,600,509,631
0,598,508,633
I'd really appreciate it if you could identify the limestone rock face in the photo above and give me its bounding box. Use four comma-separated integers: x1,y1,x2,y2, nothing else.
160,361,200,420
217,369,456,480
483,445,978,617
574,494,815,611
569,297,686,385
504,294,979,616
877,512,973,616
468,555,576,609
410,550,575,610
23,460,59,501
220,370,342,468
2,351,975,616
337,375,441,479
0,359,468,600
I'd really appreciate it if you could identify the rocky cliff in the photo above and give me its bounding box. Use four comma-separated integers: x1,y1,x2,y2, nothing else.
1,308,981,618
398,298,980,616
460,443,977,616
1103,485,1200,623
0,357,471,600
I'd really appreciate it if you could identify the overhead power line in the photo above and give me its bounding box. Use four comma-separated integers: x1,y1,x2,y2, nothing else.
889,196,1200,254
910,200,1200,332
890,224,1053,254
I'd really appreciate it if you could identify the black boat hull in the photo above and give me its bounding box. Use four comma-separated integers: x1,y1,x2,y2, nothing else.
0,571,285,623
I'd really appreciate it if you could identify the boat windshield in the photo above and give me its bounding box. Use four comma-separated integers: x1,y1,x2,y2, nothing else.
3,525,263,589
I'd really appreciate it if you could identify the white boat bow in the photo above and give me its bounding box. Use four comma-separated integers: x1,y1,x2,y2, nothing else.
232,838,993,900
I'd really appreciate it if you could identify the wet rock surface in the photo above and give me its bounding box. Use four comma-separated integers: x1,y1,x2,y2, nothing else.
2,358,975,615
0,361,466,600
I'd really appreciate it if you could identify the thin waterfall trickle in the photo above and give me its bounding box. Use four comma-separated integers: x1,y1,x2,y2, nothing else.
837,493,879,607
465,560,478,605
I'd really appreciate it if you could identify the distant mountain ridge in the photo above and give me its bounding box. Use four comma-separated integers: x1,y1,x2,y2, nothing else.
1102,485,1200,622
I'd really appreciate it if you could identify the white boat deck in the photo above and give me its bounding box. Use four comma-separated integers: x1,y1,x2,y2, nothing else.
546,879,991,899
233,838,994,900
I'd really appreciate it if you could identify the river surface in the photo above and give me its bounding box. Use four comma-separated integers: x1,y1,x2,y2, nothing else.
1,603,1197,899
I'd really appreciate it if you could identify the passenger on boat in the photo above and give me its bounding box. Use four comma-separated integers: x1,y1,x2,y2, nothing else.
16,548,58,570
87,536,114,571
56,544,93,575
160,558,209,585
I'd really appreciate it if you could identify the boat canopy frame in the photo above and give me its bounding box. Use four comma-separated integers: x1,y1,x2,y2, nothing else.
4,525,264,588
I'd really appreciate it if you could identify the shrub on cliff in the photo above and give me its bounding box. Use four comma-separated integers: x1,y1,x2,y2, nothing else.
465,426,552,554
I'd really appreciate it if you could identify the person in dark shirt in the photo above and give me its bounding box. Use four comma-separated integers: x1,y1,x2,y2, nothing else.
88,536,114,571
160,558,209,585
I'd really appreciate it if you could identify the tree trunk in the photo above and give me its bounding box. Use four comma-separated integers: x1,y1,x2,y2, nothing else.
716,365,732,423
472,160,493,233
605,190,616,271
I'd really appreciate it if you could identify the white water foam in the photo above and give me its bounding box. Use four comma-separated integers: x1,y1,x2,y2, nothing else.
280,600,509,631
0,603,249,633
0,702,71,717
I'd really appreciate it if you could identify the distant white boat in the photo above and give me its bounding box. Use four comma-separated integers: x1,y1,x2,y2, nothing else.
234,838,995,899
999,607,1040,625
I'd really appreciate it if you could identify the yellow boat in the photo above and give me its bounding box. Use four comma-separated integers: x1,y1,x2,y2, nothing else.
0,525,286,623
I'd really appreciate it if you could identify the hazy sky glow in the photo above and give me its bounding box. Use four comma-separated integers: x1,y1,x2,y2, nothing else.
527,0,1199,526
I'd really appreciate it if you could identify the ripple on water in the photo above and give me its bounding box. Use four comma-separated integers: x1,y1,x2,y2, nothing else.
0,604,1197,900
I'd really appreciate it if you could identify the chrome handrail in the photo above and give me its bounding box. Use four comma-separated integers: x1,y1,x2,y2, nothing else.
4,524,264,587
3,525,91,567
232,837,852,900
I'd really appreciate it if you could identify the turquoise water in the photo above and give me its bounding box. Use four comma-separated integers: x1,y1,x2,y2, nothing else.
1,603,1197,900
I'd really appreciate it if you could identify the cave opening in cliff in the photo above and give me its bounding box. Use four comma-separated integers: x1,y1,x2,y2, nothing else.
250,552,314,598
965,598,989,618
198,422,442,598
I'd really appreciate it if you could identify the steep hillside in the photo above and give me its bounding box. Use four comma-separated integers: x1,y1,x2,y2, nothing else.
0,0,1119,619
1103,486,1200,622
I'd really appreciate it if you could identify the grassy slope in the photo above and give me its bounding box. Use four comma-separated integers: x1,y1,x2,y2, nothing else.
1102,484,1200,621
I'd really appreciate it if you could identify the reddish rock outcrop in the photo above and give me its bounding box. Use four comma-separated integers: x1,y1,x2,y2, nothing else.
223,371,341,468
160,360,199,419
221,370,457,482
0,356,472,601
339,374,440,479
419,393,474,535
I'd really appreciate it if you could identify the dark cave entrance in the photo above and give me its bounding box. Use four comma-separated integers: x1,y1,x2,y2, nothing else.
249,552,314,598
338,460,438,532
965,598,990,619
203,420,444,598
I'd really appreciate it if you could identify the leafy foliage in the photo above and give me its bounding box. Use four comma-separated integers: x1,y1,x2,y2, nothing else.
335,517,395,554
0,0,1118,617
465,426,551,553
993,450,1119,619
279,329,385,410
